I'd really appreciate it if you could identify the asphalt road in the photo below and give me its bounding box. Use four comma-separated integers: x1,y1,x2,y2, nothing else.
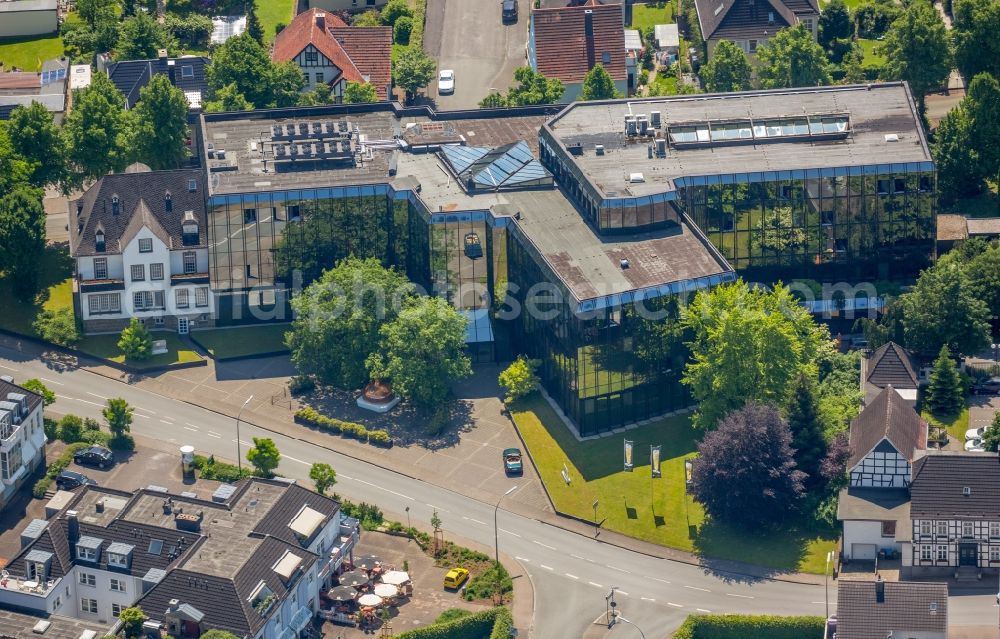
2,346,997,637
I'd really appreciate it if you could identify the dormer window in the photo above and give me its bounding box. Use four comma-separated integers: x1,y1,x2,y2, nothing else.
187,179,197,192
106,542,134,569
111,195,120,216
76,536,102,562
165,192,172,213
24,550,52,581
249,581,276,615
95,229,105,253
182,210,199,246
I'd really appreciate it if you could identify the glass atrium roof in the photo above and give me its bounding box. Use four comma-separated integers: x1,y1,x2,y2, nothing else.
441,141,553,191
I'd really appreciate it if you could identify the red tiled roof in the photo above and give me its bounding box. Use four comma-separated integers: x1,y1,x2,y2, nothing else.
0,71,41,90
272,8,391,100
531,2,627,84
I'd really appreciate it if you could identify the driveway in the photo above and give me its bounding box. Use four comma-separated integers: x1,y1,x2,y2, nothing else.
424,0,527,109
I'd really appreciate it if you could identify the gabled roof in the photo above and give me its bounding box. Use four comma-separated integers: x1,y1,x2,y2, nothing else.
866,341,919,389
531,2,627,84
119,199,173,250
694,0,816,42
847,386,927,470
836,581,947,639
272,8,392,100
106,56,209,109
911,452,1000,518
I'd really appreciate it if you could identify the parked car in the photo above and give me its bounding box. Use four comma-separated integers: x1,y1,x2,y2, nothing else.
438,69,455,95
503,448,523,475
973,377,1000,395
502,0,518,22
443,567,469,590
55,470,97,490
966,427,987,441
74,446,114,469
965,438,986,453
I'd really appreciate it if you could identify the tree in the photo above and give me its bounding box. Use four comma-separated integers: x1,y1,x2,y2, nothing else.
343,81,378,104
784,373,827,486
965,72,1000,190
819,0,853,49
118,607,145,638
700,40,752,92
58,414,84,443
965,245,1000,318
900,261,991,356
757,24,831,88
117,12,173,61
247,437,280,477
5,102,66,187
309,462,337,495
682,280,833,427
298,82,334,106
820,432,851,489
118,317,153,361
579,63,622,100
0,125,33,197
690,402,806,528
129,75,189,170
393,16,413,45
393,46,436,102
0,185,46,298
287,258,415,388
381,0,413,25
64,73,130,181
982,411,1000,452
482,66,564,107
269,61,307,108
103,398,134,439
854,0,901,39
932,104,985,202
246,0,264,44
839,43,869,84
76,0,117,29
366,296,473,408
925,345,964,416
952,0,1000,85
498,356,539,404
479,92,506,108
353,9,383,26
203,82,254,112
879,2,951,114
206,33,274,108
21,379,56,406
33,308,80,346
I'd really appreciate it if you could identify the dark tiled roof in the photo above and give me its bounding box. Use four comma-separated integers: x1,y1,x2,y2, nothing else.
0,378,44,415
835,581,947,639
866,341,919,389
848,386,927,469
695,0,816,42
531,2,627,84
252,482,340,548
106,56,209,109
69,168,206,257
911,452,1000,518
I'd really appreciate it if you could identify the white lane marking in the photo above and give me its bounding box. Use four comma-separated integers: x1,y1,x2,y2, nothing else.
514,556,530,563
606,565,629,573
649,576,671,584
134,413,150,419
499,528,521,538
159,420,173,425
160,416,174,423
696,609,712,613
617,590,629,597
811,601,826,605
533,541,556,550
231,439,252,446
462,516,487,525
67,397,104,407
38,377,63,386
565,573,579,580
185,423,198,428
184,426,198,432
540,565,553,571
726,593,754,599
346,476,416,501
571,554,593,562
87,392,107,399
684,586,710,592
134,407,156,415
0,364,16,371
425,503,449,513
282,454,309,466
666,603,683,608
588,581,603,588
641,597,655,602
207,431,222,439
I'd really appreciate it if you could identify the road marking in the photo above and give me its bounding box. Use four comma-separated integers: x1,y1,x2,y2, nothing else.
605,565,629,573
499,528,521,538
282,454,309,466
184,426,198,432
231,439,252,446
533,541,556,550
514,556,530,563
185,423,198,428
134,407,156,415
617,590,629,597
38,377,63,386
346,476,416,501
462,516,487,525
206,431,222,439
540,564,553,571
666,603,683,608
641,597,655,602
67,397,104,407
811,601,826,605
588,581,603,588
0,364,16,371
684,586,710,593
134,413,150,419
696,609,712,613
87,392,107,399
159,420,173,425
571,554,594,562
726,593,754,599
425,503,449,513
160,416,174,423
649,577,671,584
565,573,579,580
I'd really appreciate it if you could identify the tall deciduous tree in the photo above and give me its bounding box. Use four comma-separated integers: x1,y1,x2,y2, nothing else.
700,40,752,92
309,462,337,495
343,81,378,104
269,61,307,107
682,280,833,427
925,345,964,416
690,402,806,528
287,258,415,388
5,102,66,188
117,12,173,61
879,2,951,114
366,296,472,408
819,0,853,49
932,104,985,202
64,73,129,181
952,0,1000,86
246,0,264,44
103,397,134,439
203,82,254,112
206,33,274,108
129,75,189,170
247,437,280,477
480,66,564,107
965,244,1000,318
76,0,117,29
900,261,991,356
981,411,1000,452
21,379,55,406
393,46,437,102
757,24,832,88
965,72,1000,191
0,185,45,299
784,373,827,486
498,356,539,404
579,63,622,100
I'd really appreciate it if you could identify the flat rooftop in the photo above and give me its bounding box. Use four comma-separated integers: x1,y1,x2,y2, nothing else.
545,83,932,198
0,610,107,639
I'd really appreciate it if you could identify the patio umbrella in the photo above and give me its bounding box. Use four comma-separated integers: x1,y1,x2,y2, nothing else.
356,555,383,571
373,583,397,598
340,570,370,588
327,585,358,602
381,571,410,586
358,593,383,607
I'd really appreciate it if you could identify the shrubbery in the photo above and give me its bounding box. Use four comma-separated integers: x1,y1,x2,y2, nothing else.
294,407,393,447
288,374,315,395
463,562,512,601
33,443,90,498
192,454,251,482
395,606,513,639
671,614,825,639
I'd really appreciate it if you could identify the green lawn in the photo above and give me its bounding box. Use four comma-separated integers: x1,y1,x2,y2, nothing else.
77,332,202,370
649,74,678,96
191,324,291,359
631,1,675,32
0,33,64,71
857,39,886,68
922,406,970,442
511,394,837,574
0,246,73,336
257,0,296,44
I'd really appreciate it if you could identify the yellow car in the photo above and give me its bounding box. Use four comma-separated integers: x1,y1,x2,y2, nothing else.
443,567,469,590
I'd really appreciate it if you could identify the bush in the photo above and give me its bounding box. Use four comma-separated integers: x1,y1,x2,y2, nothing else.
192,454,250,482
165,13,212,47
118,318,152,361
82,429,112,446
393,16,413,44
381,0,413,24
463,562,512,601
58,414,84,443
288,374,315,395
43,417,58,442
434,609,472,624
395,607,511,639
499,356,539,403
33,442,90,498
275,21,287,35
109,434,135,451
21,379,55,406
671,614,825,639
338,499,384,529
294,407,393,448
33,308,81,346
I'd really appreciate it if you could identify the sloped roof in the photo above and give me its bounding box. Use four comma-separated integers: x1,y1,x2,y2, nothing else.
0,72,41,90
119,199,173,250
848,386,928,469
106,56,209,109
911,452,1000,518
836,581,947,639
694,0,816,42
328,26,393,100
531,2,627,84
866,341,919,389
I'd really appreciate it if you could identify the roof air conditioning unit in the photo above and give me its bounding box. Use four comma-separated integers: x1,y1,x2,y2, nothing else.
884,134,899,142
595,144,605,155
625,116,637,136
620,259,630,269
629,172,645,183
655,138,667,157
650,111,662,128
637,114,650,135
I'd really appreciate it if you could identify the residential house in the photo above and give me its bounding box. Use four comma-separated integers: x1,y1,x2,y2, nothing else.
838,386,927,561
0,58,68,121
528,1,628,102
0,377,45,512
0,0,57,39
272,8,392,100
693,0,819,60
306,0,389,12
101,50,210,110
862,341,920,406
0,479,360,638
908,452,1000,578
834,580,947,639
68,167,213,335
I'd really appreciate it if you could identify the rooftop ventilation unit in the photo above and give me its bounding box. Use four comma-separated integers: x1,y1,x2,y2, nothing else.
568,142,584,156
884,134,899,142
650,111,661,128
655,138,667,157
629,172,645,183
595,144,605,155
637,114,650,136
620,258,630,269
625,116,637,136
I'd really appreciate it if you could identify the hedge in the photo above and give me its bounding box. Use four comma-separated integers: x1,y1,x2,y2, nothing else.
672,614,826,639
192,454,251,482
33,442,90,498
410,0,427,49
395,607,512,639
294,407,393,447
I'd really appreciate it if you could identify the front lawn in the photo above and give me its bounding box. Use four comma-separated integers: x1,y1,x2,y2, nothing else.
0,33,64,71
191,324,291,359
921,406,970,442
256,0,296,44
510,394,837,574
857,38,885,68
631,1,675,31
0,246,73,336
77,332,202,370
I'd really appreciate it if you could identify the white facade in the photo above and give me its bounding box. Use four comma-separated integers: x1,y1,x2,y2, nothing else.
911,518,1000,571
0,386,45,510
849,440,911,488
292,43,343,94
842,520,906,561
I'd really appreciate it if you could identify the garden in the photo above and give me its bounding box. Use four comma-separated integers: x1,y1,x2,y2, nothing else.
190,324,290,360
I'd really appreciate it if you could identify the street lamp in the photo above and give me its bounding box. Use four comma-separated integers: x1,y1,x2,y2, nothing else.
494,486,518,565
235,395,253,473
405,506,411,538
614,615,647,639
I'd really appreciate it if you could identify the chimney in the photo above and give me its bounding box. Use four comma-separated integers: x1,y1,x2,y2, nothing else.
584,9,596,70
66,510,79,543
875,577,885,603
158,48,168,61
316,11,326,30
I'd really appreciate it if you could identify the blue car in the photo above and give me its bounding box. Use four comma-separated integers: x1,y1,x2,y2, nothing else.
503,448,523,475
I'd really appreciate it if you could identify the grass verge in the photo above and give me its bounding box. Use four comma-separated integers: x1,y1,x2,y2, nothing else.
191,324,290,359
0,33,64,71
77,332,202,370
510,394,836,574
0,246,73,336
